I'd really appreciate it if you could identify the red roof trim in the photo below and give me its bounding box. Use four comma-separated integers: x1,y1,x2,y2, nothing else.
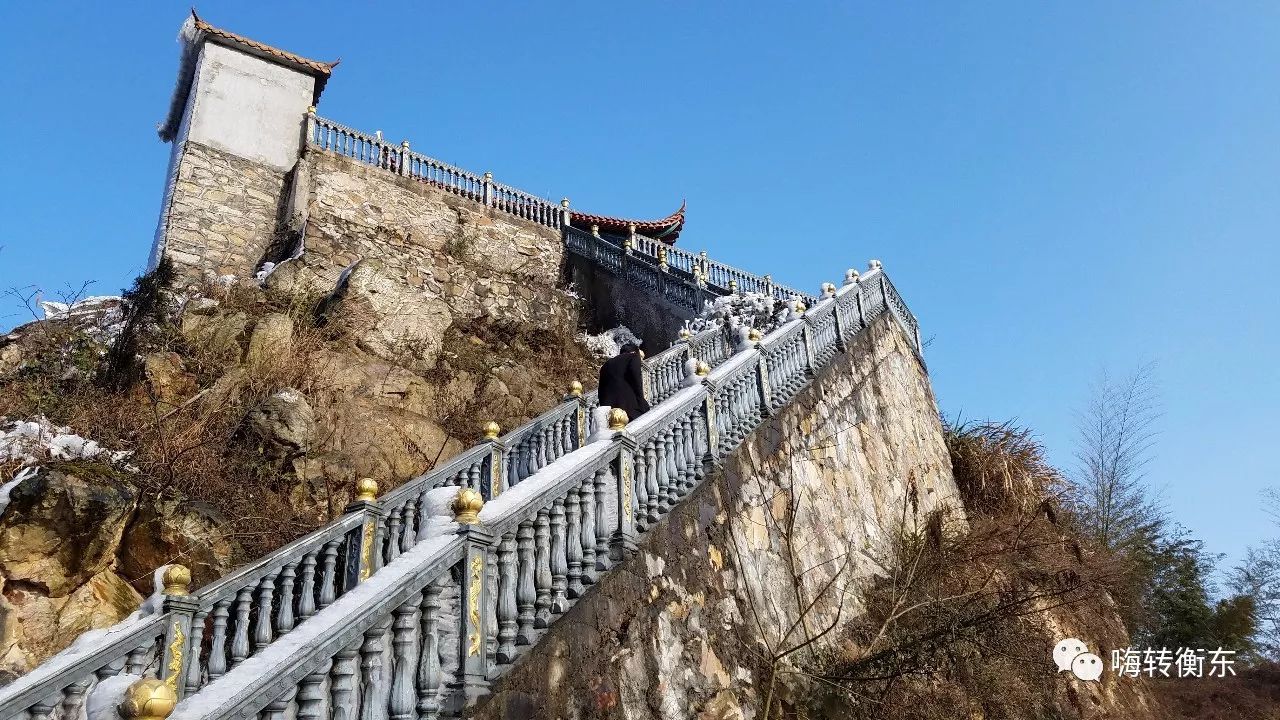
191,10,338,77
570,201,686,244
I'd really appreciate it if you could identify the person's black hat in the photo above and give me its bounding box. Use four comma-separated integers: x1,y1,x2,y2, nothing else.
620,342,639,354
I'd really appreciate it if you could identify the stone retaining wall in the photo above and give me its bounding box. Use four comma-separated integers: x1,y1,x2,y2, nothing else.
470,313,962,719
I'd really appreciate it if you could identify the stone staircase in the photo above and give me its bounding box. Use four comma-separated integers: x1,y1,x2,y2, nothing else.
0,119,922,720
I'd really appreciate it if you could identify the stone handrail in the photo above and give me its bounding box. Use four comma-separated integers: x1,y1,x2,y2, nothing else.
0,613,169,720
160,262,920,720
307,114,564,230
628,231,815,305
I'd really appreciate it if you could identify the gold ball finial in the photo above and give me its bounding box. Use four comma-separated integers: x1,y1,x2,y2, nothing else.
482,421,502,440
591,224,601,237
679,328,692,340
161,565,191,596
696,361,711,377
748,328,762,342
728,279,738,293
796,300,807,315
569,380,584,397
608,408,630,431
452,488,485,525
355,478,379,503
307,105,317,115
561,197,570,208
119,678,178,720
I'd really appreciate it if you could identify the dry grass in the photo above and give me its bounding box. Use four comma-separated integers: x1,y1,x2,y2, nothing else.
795,420,1144,720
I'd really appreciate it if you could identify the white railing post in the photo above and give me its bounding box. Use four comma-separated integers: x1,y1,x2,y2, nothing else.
399,141,410,177
483,172,494,207
305,106,317,147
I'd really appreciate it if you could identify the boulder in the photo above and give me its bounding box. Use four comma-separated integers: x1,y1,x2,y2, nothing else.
117,496,237,593
246,313,294,372
246,389,316,458
52,571,143,651
0,343,22,378
180,307,247,362
142,352,197,408
0,469,137,597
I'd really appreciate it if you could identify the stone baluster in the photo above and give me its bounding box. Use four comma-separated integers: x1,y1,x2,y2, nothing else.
681,415,697,492
360,621,390,720
29,695,57,720
261,687,296,720
663,428,679,510
319,539,340,608
253,574,277,652
275,563,297,635
579,477,597,585
633,441,649,532
125,645,149,676
330,643,360,720
185,609,208,694
60,680,89,720
207,600,230,679
534,509,553,628
296,660,332,720
565,488,585,598
594,466,611,571
645,439,661,525
401,500,418,554
389,601,419,720
229,588,253,667
495,532,518,664
417,579,445,720
672,420,689,497
386,507,404,563
298,552,318,621
548,499,569,614
516,520,536,645
94,656,126,683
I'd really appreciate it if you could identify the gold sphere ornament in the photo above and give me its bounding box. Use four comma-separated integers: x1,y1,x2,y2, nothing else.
161,564,191,596
569,380,584,397
795,300,807,315
452,487,485,525
119,678,178,720
679,327,692,340
482,421,501,440
747,328,762,342
696,361,711,377
608,407,630,431
355,477,379,503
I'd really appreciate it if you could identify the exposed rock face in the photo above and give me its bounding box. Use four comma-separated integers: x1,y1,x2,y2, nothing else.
180,304,247,363
246,389,317,459
471,314,962,720
116,496,236,592
0,470,137,597
0,470,144,681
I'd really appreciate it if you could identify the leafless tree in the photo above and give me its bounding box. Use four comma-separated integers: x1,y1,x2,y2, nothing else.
1070,363,1164,554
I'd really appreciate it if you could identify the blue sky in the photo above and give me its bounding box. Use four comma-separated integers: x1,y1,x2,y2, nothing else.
1,2,1276,572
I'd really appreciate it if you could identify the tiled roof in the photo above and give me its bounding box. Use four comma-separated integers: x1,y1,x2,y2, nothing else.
191,11,337,77
571,201,686,244
159,11,338,142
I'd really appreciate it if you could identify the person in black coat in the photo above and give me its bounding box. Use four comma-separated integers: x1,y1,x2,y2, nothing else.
598,343,650,422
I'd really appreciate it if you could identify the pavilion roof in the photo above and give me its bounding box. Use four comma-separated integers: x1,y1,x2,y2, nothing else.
570,202,686,244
